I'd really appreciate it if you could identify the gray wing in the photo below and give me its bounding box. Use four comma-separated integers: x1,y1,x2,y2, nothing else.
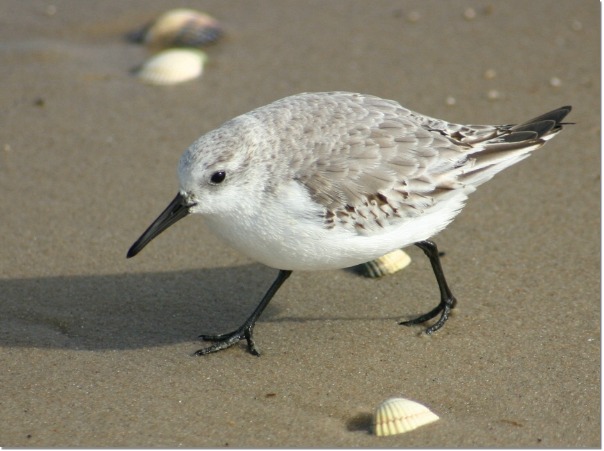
273,93,570,235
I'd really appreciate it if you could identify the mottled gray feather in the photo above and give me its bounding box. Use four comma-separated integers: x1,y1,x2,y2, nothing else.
250,93,571,235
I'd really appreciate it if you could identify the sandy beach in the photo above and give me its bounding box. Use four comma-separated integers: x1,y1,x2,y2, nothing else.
0,0,600,447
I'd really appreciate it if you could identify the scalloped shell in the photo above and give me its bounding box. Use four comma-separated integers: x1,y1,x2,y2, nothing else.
129,8,222,48
357,249,411,278
373,397,439,436
136,49,207,85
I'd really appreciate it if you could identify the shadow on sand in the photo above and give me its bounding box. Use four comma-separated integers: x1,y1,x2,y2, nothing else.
1,264,412,352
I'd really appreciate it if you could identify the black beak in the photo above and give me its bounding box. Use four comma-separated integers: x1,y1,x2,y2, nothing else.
127,193,192,258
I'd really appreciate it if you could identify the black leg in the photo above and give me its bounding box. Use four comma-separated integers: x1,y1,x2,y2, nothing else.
400,240,457,334
195,270,293,356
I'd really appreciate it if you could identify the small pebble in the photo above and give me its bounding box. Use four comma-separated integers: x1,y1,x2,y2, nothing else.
549,77,562,88
483,68,496,80
487,89,501,101
463,8,477,20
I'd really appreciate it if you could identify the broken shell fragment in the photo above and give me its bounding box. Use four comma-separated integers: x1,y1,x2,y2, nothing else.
373,397,439,436
136,49,207,86
128,8,223,48
356,249,411,278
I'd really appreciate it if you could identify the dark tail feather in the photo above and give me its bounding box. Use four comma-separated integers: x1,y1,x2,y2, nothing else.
510,105,572,135
493,105,572,147
459,105,572,187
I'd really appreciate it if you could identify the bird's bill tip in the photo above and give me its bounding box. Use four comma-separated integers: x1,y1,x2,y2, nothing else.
127,192,191,258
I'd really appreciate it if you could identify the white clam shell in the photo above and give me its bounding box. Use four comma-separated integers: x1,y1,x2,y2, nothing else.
373,397,439,436
129,8,222,48
357,249,411,278
136,49,207,86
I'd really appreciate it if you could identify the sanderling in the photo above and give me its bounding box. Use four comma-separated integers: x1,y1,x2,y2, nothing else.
127,92,571,356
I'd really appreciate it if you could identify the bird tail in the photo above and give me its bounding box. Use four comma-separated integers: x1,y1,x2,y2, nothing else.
458,106,572,187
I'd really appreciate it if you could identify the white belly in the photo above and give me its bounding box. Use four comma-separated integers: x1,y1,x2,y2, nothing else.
202,181,468,271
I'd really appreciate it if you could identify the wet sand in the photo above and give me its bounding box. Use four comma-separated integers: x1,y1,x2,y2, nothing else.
0,0,600,447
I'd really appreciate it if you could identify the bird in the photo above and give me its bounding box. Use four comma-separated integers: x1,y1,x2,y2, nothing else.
127,92,571,356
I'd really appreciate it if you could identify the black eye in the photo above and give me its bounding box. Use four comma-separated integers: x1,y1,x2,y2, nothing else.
210,171,226,184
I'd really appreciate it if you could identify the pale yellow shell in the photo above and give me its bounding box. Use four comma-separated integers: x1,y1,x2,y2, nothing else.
357,249,411,278
129,8,222,48
373,397,439,436
136,49,207,86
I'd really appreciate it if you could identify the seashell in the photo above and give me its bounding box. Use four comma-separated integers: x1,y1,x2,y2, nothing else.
128,8,223,48
136,49,207,86
373,397,439,436
355,249,411,278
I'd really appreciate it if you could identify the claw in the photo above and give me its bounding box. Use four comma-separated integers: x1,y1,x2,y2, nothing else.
400,296,455,334
193,270,292,357
195,324,260,356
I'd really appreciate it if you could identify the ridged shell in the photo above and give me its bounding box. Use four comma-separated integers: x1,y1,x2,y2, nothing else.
373,397,439,436
356,249,411,278
136,49,207,85
128,8,222,48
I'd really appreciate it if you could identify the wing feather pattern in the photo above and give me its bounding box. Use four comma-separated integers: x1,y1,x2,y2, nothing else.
263,93,570,235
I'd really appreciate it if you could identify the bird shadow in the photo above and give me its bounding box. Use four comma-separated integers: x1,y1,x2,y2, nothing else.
0,264,410,352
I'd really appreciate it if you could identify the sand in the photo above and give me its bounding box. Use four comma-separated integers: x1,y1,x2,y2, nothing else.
0,0,600,447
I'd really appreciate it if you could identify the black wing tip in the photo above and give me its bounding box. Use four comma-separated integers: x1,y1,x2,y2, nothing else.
532,105,573,125
553,105,573,122
556,105,574,125
510,105,573,137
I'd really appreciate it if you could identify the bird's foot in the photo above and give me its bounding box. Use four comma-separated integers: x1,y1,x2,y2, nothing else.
400,296,457,334
195,324,260,356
